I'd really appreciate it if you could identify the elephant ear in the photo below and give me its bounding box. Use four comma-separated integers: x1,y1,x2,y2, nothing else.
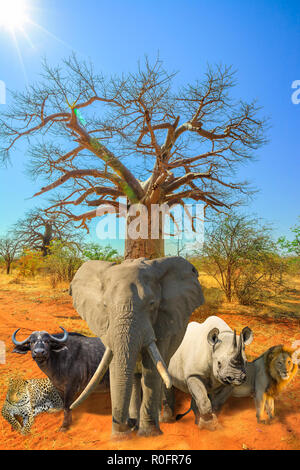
151,257,205,340
70,260,114,341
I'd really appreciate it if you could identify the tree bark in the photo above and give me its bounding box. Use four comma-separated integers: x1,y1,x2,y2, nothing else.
42,222,53,256
124,205,165,260
6,262,11,275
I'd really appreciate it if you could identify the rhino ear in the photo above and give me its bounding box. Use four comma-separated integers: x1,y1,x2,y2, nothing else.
207,328,220,347
241,327,253,345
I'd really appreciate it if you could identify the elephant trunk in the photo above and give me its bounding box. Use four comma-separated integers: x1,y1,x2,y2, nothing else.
110,320,143,433
110,315,172,434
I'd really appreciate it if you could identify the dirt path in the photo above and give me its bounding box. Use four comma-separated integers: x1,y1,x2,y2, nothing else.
0,277,299,450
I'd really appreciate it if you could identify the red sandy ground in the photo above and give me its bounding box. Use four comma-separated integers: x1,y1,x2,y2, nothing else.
0,276,299,450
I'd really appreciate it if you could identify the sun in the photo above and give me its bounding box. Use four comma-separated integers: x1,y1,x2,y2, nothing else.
0,0,29,32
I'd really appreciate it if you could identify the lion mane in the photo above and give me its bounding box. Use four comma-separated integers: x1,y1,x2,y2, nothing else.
264,345,298,396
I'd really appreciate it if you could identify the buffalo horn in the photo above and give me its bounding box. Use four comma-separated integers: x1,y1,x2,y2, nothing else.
49,326,69,343
12,329,31,346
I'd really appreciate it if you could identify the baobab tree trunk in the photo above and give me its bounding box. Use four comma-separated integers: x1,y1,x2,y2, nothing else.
124,205,165,259
124,236,165,259
42,222,53,256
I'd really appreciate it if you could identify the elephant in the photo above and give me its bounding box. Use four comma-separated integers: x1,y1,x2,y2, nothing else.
69,256,204,438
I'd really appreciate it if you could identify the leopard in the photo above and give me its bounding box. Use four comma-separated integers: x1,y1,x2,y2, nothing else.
1,376,63,434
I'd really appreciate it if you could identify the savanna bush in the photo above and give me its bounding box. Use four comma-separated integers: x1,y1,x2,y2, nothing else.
233,253,287,305
17,249,44,277
44,240,83,287
194,215,287,306
286,256,300,277
82,243,119,261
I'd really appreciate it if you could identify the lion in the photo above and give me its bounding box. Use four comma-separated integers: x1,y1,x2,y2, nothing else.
209,344,300,423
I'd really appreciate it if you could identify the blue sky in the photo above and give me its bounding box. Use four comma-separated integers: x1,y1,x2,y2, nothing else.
0,0,299,254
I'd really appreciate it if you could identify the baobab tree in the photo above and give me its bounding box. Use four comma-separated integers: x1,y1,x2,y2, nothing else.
14,208,80,256
0,55,267,259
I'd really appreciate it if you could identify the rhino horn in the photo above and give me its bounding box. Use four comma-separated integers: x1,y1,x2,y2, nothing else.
238,330,244,353
232,329,237,348
230,331,244,366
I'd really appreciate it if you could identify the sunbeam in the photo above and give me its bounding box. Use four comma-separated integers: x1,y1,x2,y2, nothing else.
29,19,81,53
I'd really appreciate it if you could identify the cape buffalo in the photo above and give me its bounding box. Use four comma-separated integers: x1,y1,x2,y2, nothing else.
12,327,109,431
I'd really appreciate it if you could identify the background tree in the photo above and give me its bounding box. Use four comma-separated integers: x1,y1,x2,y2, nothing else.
0,55,267,259
82,243,119,261
0,235,22,274
278,217,300,256
198,214,281,304
14,208,80,256
44,240,83,287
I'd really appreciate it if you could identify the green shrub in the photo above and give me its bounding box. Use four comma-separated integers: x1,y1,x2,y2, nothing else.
82,243,119,261
45,241,83,287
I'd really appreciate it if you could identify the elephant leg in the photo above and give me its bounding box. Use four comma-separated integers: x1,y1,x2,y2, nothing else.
160,385,175,423
128,373,142,429
138,351,164,436
138,337,173,436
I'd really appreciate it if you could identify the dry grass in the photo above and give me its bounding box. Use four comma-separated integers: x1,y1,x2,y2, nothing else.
196,270,300,321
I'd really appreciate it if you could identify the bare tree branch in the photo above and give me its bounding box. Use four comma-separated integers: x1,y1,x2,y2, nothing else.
0,55,268,249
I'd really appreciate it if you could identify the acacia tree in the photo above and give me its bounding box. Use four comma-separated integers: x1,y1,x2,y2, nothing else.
0,55,267,259
0,236,22,274
14,208,80,256
278,217,300,256
199,215,278,303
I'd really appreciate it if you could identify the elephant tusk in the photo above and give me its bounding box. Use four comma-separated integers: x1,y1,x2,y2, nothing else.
146,342,172,389
70,347,113,410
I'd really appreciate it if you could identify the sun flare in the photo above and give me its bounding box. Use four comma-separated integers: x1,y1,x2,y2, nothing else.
0,0,28,32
